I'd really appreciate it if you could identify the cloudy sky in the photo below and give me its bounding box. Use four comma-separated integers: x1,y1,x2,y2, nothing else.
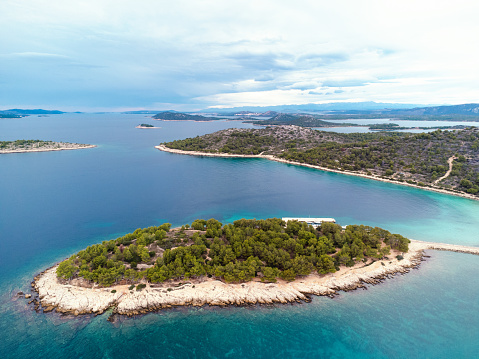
1,0,478,111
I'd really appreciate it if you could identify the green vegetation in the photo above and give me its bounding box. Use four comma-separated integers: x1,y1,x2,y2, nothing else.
368,123,404,130
139,123,154,127
162,126,479,196
56,218,409,286
245,113,357,127
0,139,50,149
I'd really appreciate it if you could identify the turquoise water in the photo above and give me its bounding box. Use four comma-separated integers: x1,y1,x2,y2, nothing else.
1,114,479,358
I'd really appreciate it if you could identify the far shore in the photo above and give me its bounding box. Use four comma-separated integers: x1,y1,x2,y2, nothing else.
153,119,214,123
30,240,479,317
155,145,479,202
0,144,96,154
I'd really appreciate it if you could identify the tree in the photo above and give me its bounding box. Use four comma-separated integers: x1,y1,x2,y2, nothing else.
57,260,78,279
262,267,279,282
279,268,296,281
317,255,336,274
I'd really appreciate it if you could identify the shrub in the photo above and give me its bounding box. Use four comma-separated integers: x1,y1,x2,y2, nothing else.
136,284,146,291
396,255,404,261
111,290,117,293
128,284,135,290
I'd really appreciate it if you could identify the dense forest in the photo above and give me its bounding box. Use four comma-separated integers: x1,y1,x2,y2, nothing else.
162,126,479,195
56,218,409,287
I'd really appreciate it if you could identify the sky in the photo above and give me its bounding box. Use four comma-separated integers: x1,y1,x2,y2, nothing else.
1,0,479,111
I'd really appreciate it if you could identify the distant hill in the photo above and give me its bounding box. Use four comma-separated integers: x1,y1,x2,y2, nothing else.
0,109,64,115
221,110,279,117
213,103,479,122
153,111,225,121
206,102,427,114
389,103,479,116
246,113,357,127
122,110,164,114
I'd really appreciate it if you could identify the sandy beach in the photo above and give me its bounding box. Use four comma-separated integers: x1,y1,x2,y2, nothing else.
30,240,479,316
155,145,478,201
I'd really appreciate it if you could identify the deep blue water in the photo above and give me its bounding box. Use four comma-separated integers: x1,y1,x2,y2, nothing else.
1,114,479,358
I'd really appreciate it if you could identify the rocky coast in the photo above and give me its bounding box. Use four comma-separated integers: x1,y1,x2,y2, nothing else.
30,240,479,317
1,142,96,154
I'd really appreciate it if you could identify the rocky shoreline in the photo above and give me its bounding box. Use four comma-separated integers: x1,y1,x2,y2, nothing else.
1,143,96,154
27,240,479,317
155,145,479,202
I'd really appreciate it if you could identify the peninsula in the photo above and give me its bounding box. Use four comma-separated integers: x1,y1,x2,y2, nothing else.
31,218,479,316
0,140,96,154
157,126,479,199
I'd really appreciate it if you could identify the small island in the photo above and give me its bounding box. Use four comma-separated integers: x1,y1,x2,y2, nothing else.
31,218,479,316
157,126,479,199
136,124,160,129
0,140,96,154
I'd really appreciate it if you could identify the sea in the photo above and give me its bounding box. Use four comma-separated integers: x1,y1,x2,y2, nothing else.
1,114,478,358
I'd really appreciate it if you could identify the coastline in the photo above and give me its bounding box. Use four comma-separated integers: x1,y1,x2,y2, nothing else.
31,240,479,316
155,145,479,202
0,144,96,154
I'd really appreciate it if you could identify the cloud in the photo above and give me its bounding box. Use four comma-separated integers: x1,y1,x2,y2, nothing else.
2,1,479,110
322,79,374,88
297,52,349,66
2,52,69,59
254,74,274,82
227,51,294,71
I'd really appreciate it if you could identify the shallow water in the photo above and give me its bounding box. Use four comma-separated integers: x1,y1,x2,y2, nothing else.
1,114,478,358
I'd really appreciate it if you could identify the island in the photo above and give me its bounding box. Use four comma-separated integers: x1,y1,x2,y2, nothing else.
0,113,21,118
245,113,473,131
245,113,359,128
136,124,160,129
31,218,479,317
157,126,479,199
0,108,65,116
0,140,96,154
153,111,227,122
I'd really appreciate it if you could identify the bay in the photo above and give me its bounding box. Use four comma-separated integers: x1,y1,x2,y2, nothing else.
1,114,478,358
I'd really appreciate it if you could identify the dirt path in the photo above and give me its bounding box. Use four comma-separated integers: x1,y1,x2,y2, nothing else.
434,156,456,184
